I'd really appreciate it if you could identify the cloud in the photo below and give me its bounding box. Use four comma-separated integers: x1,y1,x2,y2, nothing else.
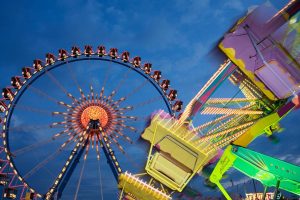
277,154,300,165
224,1,244,12
223,177,252,189
175,0,211,24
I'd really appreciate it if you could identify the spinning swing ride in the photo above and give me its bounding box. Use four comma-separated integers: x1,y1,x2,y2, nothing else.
0,0,300,199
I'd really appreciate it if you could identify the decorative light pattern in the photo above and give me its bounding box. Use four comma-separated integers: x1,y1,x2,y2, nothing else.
201,107,263,115
51,86,137,160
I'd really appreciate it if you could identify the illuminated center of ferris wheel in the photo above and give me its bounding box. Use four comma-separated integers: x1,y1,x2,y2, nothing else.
51,85,137,160
80,106,109,128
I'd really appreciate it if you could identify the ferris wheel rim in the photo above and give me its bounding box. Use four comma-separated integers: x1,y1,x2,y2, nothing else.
1,51,177,198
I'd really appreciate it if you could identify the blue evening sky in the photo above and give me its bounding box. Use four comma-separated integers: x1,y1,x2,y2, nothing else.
0,0,299,199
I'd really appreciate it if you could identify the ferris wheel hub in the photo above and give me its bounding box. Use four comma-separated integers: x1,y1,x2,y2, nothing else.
80,106,109,128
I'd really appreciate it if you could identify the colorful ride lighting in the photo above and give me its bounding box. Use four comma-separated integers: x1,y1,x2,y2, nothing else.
142,111,217,192
1,44,179,199
71,46,81,57
80,106,109,128
50,84,138,161
194,114,232,132
201,107,263,115
198,121,254,143
206,98,257,104
177,60,235,125
118,172,171,200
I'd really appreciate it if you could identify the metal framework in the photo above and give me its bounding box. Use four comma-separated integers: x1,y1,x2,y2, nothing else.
0,45,181,199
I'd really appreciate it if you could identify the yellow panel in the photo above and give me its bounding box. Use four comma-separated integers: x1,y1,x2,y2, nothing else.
142,113,217,192
157,136,197,170
147,153,191,190
233,112,280,147
118,172,171,200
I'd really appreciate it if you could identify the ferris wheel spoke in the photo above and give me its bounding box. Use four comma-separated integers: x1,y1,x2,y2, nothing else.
61,133,79,149
27,85,60,104
106,90,117,103
113,121,137,133
112,129,133,144
97,159,104,200
95,140,101,160
89,85,95,102
74,157,86,200
44,70,73,100
112,69,130,94
115,114,138,121
52,127,76,139
111,97,126,107
14,104,52,116
50,119,77,128
23,142,71,180
129,115,149,122
102,64,112,91
56,100,75,109
132,96,162,108
83,136,91,160
46,70,81,105
115,106,133,112
123,149,144,171
66,65,87,104
12,135,68,157
66,65,81,90
6,124,58,133
124,79,148,99
107,134,125,154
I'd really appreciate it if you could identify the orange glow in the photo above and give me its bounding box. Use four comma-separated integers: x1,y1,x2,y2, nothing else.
81,106,109,128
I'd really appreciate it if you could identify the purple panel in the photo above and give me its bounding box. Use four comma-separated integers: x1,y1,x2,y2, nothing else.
278,101,295,117
222,4,300,99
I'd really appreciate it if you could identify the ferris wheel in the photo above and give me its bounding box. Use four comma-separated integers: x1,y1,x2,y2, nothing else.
0,45,182,199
